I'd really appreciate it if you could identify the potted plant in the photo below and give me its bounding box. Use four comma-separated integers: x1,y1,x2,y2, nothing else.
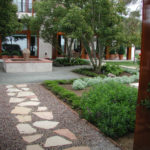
11,51,22,58
1,51,10,59
118,46,125,60
109,49,116,60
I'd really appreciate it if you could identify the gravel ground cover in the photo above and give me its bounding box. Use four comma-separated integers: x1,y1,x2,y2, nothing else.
0,84,121,150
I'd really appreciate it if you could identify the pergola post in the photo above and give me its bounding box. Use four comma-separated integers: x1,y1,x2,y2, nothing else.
133,1,150,149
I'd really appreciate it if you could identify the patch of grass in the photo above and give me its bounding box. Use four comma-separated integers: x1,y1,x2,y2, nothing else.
106,61,139,67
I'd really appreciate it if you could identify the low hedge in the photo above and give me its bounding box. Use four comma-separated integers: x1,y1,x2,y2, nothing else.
44,80,138,139
43,80,81,109
53,57,90,67
80,81,138,138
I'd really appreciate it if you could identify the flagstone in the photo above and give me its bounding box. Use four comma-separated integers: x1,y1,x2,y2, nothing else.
37,107,47,111
9,97,26,103
22,88,30,91
33,121,59,129
23,134,43,143
54,129,77,140
26,144,44,150
16,84,27,88
7,93,16,96
64,146,91,150
15,115,32,122
16,124,37,134
6,85,14,88
7,88,21,93
44,136,72,147
17,91,35,97
30,98,39,101
11,106,32,115
32,112,53,120
18,101,40,107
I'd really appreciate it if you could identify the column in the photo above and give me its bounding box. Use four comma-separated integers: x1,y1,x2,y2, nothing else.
133,1,150,149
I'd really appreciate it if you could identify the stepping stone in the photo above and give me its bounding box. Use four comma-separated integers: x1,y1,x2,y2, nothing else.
16,84,27,88
7,93,16,96
18,101,40,107
22,88,30,91
15,115,32,122
37,107,47,111
33,121,59,129
26,144,44,150
23,134,43,143
64,147,91,150
7,88,21,93
30,98,39,101
16,124,37,134
9,97,26,103
32,112,53,120
6,85,14,88
54,129,77,140
17,91,35,97
44,136,72,147
11,107,32,115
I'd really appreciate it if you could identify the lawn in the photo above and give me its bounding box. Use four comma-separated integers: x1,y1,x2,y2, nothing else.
106,61,139,67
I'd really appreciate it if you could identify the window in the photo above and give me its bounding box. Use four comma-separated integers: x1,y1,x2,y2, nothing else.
30,35,38,56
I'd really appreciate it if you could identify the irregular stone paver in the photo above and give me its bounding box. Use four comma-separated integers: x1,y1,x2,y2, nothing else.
44,136,72,147
30,98,39,101
17,91,35,97
11,106,32,115
23,134,43,143
7,93,16,96
22,88,30,91
15,115,32,123
16,84,27,88
26,144,44,150
64,147,91,150
18,101,40,107
32,112,53,120
130,83,139,88
33,121,59,129
6,85,14,88
37,107,47,111
9,97,26,103
54,129,77,140
16,124,37,134
7,88,21,93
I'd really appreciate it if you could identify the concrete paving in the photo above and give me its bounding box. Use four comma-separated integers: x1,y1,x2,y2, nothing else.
0,62,88,85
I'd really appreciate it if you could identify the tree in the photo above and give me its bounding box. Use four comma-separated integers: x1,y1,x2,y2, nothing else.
0,0,21,39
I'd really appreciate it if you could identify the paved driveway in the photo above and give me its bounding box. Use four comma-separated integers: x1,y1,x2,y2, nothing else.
0,62,88,85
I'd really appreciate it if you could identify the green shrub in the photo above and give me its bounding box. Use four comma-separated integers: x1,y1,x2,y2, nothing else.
72,79,87,90
53,57,90,67
101,64,123,76
80,81,138,138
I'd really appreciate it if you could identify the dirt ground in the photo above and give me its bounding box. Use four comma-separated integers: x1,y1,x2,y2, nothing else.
60,83,134,150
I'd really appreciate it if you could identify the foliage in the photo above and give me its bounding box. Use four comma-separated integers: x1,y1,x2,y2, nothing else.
53,58,90,67
106,61,139,67
1,51,10,56
0,0,22,39
109,49,116,55
80,81,138,138
72,73,139,90
72,79,87,90
11,51,22,56
117,45,125,55
43,80,81,109
101,64,123,76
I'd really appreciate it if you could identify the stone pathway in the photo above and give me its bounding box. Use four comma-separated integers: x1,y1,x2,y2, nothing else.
0,84,121,150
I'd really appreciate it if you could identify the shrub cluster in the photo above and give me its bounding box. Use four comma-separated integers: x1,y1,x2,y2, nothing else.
53,57,90,67
72,73,139,90
80,81,138,138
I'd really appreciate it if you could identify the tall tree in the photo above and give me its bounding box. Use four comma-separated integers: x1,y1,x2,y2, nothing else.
0,0,21,39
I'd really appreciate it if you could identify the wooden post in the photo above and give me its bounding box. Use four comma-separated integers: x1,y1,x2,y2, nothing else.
0,36,2,55
26,0,29,12
133,1,150,149
105,46,109,60
81,42,86,59
127,47,132,60
32,0,34,16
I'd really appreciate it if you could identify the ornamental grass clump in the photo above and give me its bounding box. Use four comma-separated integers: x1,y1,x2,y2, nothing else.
80,81,138,138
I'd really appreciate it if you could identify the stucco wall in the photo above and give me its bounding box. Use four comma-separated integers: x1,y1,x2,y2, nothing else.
39,38,52,59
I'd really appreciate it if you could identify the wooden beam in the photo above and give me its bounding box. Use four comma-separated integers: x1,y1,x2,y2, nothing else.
133,1,150,149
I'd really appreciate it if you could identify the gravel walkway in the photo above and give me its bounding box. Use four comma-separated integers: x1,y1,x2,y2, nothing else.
0,84,121,150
